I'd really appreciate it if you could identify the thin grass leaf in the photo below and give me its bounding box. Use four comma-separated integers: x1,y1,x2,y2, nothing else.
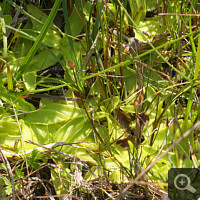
6,65,13,91
0,6,7,58
6,0,43,25
5,24,66,73
193,34,200,80
189,3,197,56
62,0,83,91
184,34,200,120
5,24,36,41
15,0,62,80
117,0,194,82
82,29,200,82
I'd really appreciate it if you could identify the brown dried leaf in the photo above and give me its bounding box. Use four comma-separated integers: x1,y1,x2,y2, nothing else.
137,112,149,131
116,134,135,149
115,108,132,134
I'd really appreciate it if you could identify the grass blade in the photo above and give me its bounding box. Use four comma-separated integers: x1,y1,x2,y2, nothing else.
0,6,7,58
184,34,200,120
15,0,62,80
117,0,194,82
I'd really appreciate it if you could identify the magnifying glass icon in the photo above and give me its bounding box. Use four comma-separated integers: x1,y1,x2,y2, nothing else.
174,174,196,193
